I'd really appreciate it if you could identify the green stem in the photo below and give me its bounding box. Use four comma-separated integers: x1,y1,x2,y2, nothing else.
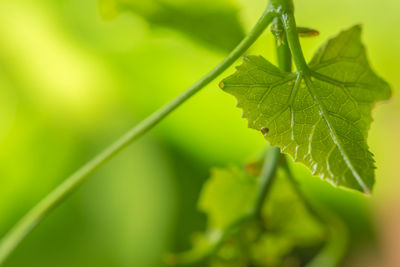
272,18,292,72
277,0,309,73
0,8,277,265
253,147,281,219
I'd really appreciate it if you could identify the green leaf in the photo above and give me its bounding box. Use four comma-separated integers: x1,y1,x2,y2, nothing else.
220,25,391,193
172,165,325,266
99,0,245,51
167,166,259,265
253,174,325,267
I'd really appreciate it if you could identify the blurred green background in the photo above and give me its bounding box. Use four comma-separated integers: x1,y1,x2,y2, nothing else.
0,0,399,266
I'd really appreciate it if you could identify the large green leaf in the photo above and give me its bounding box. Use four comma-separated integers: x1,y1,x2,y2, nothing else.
99,0,245,51
220,26,391,193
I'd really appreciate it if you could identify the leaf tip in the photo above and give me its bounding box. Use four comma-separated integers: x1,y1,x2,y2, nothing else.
351,24,363,35
363,187,372,195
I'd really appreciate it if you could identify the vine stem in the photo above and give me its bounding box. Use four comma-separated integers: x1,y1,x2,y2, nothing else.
277,0,309,73
272,17,292,72
0,8,277,265
252,146,281,218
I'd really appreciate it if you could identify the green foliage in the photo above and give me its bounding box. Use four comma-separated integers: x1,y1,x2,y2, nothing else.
172,164,326,266
220,26,391,193
99,0,245,51
0,0,392,265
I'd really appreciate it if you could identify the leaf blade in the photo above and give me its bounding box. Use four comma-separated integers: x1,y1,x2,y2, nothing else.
221,26,391,193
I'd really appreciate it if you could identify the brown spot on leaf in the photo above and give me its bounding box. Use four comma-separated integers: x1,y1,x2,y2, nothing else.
261,127,269,136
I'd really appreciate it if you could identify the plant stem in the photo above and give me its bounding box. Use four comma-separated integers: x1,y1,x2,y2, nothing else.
272,18,292,72
253,146,281,219
278,0,309,73
215,146,281,251
0,8,277,265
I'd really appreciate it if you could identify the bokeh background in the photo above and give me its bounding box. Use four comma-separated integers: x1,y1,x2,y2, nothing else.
0,0,399,266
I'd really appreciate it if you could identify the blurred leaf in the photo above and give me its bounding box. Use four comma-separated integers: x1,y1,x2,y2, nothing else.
220,26,391,193
172,164,326,266
199,166,258,229
99,0,245,51
254,175,325,267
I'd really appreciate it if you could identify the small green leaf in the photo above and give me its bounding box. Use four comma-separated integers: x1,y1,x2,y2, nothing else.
168,166,259,265
171,165,325,266
99,0,245,51
253,174,325,267
221,26,391,193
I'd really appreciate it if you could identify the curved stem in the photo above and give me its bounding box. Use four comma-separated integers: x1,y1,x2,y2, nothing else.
253,147,281,219
0,8,277,265
213,147,280,254
220,147,281,242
